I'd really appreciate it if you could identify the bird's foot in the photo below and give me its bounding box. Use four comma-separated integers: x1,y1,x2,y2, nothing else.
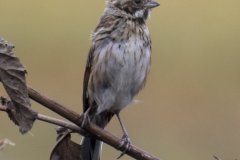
78,112,91,129
117,134,132,159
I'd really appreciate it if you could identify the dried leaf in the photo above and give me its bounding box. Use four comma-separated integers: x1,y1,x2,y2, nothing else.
50,127,82,160
0,37,38,134
0,139,15,151
7,101,21,126
0,96,19,125
0,95,10,106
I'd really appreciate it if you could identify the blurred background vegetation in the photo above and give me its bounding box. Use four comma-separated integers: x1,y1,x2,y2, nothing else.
1,0,240,160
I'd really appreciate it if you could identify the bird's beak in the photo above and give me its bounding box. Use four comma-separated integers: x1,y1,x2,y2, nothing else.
145,0,160,8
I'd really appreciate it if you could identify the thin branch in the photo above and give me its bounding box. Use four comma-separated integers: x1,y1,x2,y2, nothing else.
0,82,161,160
27,85,161,160
0,101,85,134
38,114,82,133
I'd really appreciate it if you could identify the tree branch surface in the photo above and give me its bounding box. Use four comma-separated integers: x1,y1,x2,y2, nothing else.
0,84,161,160
27,85,161,160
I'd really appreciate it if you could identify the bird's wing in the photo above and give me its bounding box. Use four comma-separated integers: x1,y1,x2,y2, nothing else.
82,15,120,112
82,16,113,112
82,46,94,113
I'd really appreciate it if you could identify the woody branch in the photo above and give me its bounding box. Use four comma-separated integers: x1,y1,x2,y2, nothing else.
0,80,160,160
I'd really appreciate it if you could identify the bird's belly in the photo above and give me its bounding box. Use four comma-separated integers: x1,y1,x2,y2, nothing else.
90,40,151,114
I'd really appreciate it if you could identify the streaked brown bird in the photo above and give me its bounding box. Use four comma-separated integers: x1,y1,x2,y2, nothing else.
80,0,159,159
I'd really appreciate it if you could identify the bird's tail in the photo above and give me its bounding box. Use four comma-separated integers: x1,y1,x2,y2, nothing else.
80,111,114,160
80,137,103,160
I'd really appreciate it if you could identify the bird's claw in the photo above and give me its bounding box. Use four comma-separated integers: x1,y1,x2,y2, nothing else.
78,113,91,129
117,135,132,159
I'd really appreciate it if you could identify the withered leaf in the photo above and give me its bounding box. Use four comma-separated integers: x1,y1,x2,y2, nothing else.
50,127,82,160
0,139,15,151
7,101,20,126
0,37,38,134
0,96,19,126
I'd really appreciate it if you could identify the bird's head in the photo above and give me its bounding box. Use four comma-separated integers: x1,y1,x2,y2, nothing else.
108,0,160,19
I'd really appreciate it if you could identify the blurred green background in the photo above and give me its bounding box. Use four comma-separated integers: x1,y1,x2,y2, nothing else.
1,0,240,160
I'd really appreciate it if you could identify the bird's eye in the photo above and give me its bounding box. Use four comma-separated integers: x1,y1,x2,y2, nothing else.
134,0,141,4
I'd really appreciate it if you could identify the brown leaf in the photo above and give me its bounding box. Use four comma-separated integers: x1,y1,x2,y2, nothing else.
0,95,9,106
0,96,19,125
50,127,82,160
7,100,21,126
0,37,38,134
0,139,15,151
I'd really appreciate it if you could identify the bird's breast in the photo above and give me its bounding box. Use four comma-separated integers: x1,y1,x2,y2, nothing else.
89,22,151,113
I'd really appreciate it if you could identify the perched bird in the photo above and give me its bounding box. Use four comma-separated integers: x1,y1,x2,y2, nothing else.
80,0,159,159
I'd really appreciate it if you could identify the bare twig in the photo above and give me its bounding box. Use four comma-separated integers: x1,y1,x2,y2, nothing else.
0,101,85,134
27,85,160,160
38,114,82,133
0,82,161,160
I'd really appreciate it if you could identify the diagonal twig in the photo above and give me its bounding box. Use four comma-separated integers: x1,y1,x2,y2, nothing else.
27,85,161,160
0,81,161,160
0,101,85,135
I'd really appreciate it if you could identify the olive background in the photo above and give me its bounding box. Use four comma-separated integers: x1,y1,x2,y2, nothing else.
1,0,240,160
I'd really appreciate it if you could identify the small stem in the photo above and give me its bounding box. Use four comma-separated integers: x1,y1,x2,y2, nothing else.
27,86,161,160
37,114,86,134
0,101,85,135
0,83,161,160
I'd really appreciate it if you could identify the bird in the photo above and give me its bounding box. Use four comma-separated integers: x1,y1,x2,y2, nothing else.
80,0,159,159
